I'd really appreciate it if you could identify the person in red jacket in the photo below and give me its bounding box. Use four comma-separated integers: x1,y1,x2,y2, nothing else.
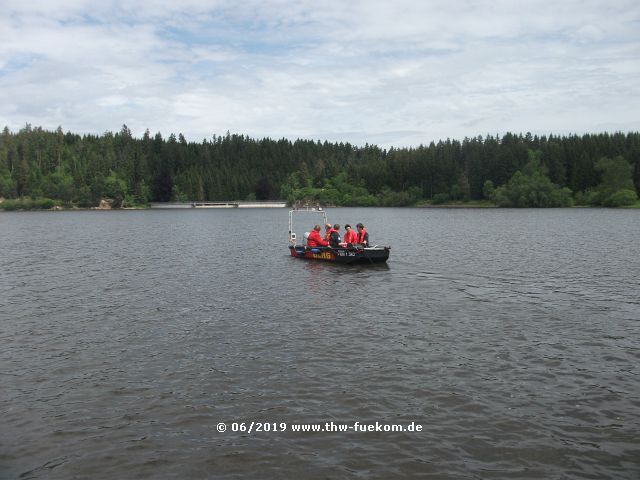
323,223,333,241
356,223,369,246
307,225,329,247
343,224,357,245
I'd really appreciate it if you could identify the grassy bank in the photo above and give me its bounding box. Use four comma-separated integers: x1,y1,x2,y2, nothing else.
0,197,62,211
0,197,149,211
415,200,496,208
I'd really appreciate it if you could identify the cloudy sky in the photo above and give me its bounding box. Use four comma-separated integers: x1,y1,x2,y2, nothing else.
1,0,639,147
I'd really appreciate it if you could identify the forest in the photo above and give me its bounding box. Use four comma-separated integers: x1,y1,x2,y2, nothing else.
0,124,639,209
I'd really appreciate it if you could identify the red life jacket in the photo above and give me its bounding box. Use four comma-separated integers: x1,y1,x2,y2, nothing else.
344,229,357,244
308,229,328,247
357,228,367,244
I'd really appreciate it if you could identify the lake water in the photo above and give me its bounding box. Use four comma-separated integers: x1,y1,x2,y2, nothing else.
1,208,639,479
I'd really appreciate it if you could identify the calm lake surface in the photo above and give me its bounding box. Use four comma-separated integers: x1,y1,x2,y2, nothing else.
1,208,639,479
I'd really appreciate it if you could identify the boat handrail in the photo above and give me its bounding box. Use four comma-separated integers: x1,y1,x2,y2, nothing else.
288,206,328,246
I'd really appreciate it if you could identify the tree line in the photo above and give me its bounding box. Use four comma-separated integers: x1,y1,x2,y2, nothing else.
0,124,638,209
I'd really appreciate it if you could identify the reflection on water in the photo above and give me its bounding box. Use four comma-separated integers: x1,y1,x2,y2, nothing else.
1,208,639,479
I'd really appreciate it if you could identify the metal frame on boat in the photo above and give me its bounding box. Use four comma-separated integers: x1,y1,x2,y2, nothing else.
287,207,390,264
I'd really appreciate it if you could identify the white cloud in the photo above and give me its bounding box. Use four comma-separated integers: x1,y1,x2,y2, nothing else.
1,0,639,147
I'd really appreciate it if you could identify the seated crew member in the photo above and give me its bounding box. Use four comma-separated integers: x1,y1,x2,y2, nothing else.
324,223,333,241
329,224,341,247
307,225,329,247
343,224,357,245
356,223,369,246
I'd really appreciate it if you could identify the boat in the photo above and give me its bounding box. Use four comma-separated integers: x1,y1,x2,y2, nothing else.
287,207,390,264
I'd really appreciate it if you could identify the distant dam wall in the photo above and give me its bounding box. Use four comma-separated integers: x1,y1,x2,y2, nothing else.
150,201,287,209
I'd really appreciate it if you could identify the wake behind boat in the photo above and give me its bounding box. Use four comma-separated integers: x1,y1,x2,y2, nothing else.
287,207,390,264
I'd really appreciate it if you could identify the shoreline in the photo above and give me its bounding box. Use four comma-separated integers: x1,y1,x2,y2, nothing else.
2,198,640,211
3,204,640,212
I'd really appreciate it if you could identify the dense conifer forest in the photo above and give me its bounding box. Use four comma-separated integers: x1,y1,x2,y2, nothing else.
0,124,638,209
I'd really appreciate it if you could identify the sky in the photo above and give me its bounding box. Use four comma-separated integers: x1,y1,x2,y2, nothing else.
1,0,639,148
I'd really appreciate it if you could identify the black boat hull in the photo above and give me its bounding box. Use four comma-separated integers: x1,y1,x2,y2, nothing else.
288,245,390,264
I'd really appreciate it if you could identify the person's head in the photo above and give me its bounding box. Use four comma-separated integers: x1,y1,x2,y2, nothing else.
325,223,331,230
345,224,351,230
356,223,364,230
314,224,321,231
333,224,340,230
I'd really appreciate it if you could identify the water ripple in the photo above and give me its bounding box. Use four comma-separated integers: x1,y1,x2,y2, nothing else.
1,208,639,479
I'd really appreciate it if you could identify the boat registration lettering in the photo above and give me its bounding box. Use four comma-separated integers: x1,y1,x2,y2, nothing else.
336,250,357,257
312,251,333,260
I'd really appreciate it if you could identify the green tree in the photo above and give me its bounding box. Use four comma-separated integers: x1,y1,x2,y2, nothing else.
1,125,639,209
596,156,635,191
580,156,638,206
104,170,128,208
41,165,75,202
603,189,637,207
482,180,495,200
492,158,573,207
14,150,30,196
